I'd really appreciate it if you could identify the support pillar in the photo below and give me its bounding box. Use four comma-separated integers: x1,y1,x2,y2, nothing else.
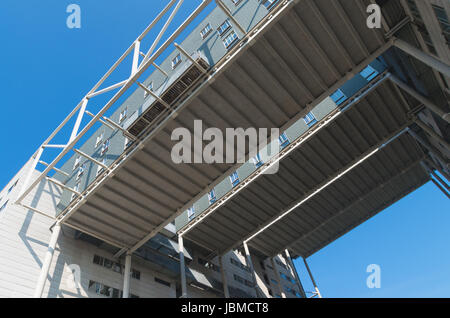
178,235,187,298
303,258,322,298
284,249,306,298
270,258,286,298
243,241,260,298
33,224,61,298
123,253,131,298
218,255,230,298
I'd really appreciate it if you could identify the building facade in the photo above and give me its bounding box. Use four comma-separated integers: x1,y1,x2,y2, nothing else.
1,0,448,298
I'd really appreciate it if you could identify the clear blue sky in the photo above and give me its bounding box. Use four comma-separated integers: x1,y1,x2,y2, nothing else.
0,1,449,298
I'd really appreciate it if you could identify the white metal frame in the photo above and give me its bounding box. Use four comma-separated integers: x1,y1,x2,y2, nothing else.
15,0,213,221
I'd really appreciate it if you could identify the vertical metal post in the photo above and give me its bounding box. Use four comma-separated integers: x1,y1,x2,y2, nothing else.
178,235,187,298
270,258,286,298
33,224,61,298
131,41,141,75
18,147,44,201
243,241,260,298
218,255,230,298
69,98,89,143
123,253,132,298
303,258,322,298
285,249,306,298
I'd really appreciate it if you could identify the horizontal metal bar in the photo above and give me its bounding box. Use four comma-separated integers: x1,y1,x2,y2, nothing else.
42,144,67,149
73,149,109,170
45,177,80,195
215,0,246,35
137,82,171,109
174,43,207,73
18,203,55,219
87,80,128,99
38,160,70,177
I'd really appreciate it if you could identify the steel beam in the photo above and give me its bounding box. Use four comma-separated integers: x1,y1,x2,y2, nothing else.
303,258,322,298
33,224,61,298
390,75,450,123
218,255,230,298
178,235,187,298
123,253,132,298
243,241,260,298
285,249,306,298
393,37,450,79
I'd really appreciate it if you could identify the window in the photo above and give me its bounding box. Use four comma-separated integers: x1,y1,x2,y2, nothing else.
303,112,317,128
119,107,127,123
331,89,347,105
233,274,253,287
230,172,240,187
218,20,231,36
73,156,81,171
230,258,251,272
223,31,239,49
208,189,216,204
279,133,290,149
95,132,104,148
144,82,153,98
88,280,123,298
131,269,141,280
252,153,263,168
155,277,171,287
76,163,85,180
187,207,195,221
275,259,288,270
0,200,8,213
262,0,279,10
360,65,379,82
200,23,212,39
101,139,110,156
97,158,106,176
172,54,182,69
198,258,220,272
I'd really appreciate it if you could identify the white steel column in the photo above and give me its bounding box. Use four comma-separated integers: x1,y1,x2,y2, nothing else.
218,255,230,298
243,241,260,298
69,99,88,143
33,224,61,298
123,253,132,298
393,38,450,79
270,258,286,298
178,235,187,298
285,249,306,298
303,258,322,298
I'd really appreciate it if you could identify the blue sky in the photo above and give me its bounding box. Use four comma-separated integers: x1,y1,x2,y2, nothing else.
0,1,449,298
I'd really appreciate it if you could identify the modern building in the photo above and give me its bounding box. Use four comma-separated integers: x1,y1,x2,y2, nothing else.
0,0,449,298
